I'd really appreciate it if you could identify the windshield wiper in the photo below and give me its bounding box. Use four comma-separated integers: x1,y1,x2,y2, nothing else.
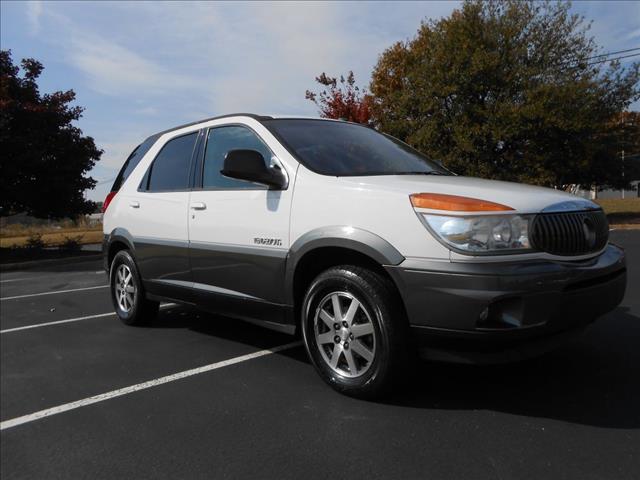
396,171,447,176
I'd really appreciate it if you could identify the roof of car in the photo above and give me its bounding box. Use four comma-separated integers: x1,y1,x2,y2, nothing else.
144,113,342,143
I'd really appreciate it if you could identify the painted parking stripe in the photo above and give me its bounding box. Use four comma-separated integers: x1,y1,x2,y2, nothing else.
0,341,303,431
0,303,178,334
0,271,105,284
0,285,108,301
0,312,115,334
0,278,32,284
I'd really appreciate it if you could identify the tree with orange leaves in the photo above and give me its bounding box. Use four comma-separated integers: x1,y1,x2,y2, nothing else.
305,71,373,125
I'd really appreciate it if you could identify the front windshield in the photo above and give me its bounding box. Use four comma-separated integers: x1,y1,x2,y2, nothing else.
263,119,450,176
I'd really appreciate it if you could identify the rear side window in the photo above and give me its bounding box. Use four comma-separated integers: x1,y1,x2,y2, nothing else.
145,132,197,191
202,126,273,189
111,135,157,192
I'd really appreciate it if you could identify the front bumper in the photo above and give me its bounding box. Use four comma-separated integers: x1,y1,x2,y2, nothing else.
385,244,627,363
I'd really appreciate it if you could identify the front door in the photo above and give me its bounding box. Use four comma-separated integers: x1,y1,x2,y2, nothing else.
188,124,293,324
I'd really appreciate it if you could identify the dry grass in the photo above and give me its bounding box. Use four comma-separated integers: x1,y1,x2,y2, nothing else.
0,229,103,248
596,198,640,215
0,223,101,238
596,198,640,227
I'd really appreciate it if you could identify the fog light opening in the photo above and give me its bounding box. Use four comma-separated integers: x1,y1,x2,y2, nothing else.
477,297,524,330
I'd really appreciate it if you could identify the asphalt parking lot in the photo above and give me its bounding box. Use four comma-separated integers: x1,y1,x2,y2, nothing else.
1,230,639,480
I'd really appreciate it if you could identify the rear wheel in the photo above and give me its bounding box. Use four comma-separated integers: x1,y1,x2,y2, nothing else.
110,250,158,325
301,265,407,399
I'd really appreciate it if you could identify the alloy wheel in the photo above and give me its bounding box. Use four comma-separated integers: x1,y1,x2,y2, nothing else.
313,291,376,378
114,264,136,313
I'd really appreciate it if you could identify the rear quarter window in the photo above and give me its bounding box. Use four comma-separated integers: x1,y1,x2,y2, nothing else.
110,135,158,192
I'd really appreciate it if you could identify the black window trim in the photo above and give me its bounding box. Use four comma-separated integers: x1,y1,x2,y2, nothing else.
138,129,201,193
194,122,287,192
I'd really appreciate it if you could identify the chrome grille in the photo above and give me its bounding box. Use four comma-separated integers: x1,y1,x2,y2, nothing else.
531,210,608,256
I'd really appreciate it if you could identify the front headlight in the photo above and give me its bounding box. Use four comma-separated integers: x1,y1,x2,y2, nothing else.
421,214,533,253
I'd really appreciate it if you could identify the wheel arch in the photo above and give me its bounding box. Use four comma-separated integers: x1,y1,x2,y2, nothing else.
285,227,406,330
105,228,136,272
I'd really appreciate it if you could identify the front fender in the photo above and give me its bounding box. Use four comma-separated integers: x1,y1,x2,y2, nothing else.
283,226,405,305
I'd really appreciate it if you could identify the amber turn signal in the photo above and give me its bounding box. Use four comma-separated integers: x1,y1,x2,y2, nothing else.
409,193,514,212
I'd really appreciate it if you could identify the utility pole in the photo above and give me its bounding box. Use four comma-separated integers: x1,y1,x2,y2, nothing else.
621,149,625,199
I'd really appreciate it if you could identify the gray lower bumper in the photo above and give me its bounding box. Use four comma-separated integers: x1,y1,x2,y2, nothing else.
385,244,627,361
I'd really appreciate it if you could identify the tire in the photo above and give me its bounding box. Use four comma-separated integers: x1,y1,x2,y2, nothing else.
301,265,407,399
109,250,159,326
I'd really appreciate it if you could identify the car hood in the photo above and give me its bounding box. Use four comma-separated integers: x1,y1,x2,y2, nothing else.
338,175,597,213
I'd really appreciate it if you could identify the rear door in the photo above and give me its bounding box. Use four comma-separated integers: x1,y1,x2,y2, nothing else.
188,124,293,324
128,130,199,300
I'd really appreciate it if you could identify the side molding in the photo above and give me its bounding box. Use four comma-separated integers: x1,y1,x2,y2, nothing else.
284,226,405,305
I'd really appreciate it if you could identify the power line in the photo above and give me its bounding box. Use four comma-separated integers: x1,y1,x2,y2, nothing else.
564,51,640,70
561,47,639,69
582,47,640,62
584,52,640,67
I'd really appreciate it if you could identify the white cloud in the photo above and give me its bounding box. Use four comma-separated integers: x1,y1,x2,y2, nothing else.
36,6,199,98
26,0,43,35
32,2,459,114
101,1,424,115
67,35,198,97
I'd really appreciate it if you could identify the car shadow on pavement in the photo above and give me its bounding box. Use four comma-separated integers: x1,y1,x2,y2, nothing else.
144,305,301,352
144,304,639,430
386,307,640,429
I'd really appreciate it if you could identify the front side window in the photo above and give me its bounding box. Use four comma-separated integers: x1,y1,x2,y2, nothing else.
202,125,273,189
146,132,197,191
263,119,449,176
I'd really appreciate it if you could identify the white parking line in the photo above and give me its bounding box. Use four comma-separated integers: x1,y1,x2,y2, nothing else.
0,303,178,334
1,312,115,334
0,285,108,301
0,271,105,284
0,341,302,431
0,278,32,284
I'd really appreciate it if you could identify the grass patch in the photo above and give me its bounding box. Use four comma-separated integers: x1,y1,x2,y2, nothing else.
0,229,103,248
596,198,640,225
0,224,102,238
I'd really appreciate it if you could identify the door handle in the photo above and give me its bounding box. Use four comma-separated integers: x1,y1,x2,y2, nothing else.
129,201,140,208
190,202,207,210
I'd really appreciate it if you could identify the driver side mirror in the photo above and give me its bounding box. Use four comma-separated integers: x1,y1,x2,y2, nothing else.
221,149,287,189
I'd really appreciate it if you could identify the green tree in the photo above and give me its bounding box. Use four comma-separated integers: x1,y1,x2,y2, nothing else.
370,1,640,189
0,50,102,218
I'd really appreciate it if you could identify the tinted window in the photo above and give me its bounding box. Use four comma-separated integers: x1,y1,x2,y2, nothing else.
203,126,272,189
263,119,449,176
111,135,158,192
146,133,197,191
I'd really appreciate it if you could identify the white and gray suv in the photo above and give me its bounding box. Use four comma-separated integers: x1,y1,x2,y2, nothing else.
103,114,627,398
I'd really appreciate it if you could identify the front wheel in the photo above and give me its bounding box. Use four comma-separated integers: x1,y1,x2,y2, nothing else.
110,250,158,325
301,265,407,399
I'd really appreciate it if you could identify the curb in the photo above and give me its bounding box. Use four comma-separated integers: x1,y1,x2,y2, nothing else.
610,224,640,230
0,253,103,272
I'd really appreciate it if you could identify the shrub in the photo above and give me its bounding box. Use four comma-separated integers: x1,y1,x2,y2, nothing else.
25,233,45,251
60,235,84,252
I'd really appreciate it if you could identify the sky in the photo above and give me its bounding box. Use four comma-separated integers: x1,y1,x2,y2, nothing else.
1,1,639,202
